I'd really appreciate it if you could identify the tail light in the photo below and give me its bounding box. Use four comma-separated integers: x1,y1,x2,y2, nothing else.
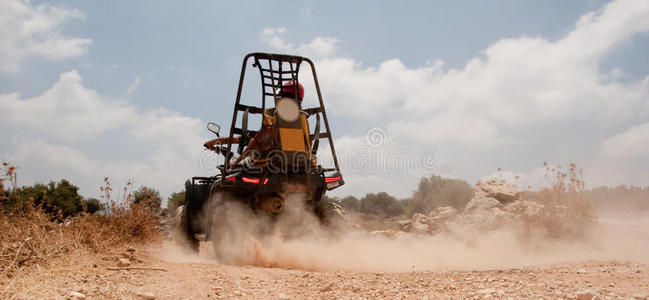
241,177,260,184
324,174,343,190
325,175,341,183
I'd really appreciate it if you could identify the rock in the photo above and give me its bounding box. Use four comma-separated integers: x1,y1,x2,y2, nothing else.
68,291,86,300
320,283,335,292
632,294,647,300
411,213,431,232
117,258,132,267
464,197,502,214
506,200,544,218
576,269,587,274
474,178,520,203
175,205,184,219
278,293,290,299
137,292,156,300
576,289,598,300
428,206,458,222
397,220,411,230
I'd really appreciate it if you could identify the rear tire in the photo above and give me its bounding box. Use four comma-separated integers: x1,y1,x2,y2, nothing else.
316,200,347,230
209,190,271,265
178,205,200,252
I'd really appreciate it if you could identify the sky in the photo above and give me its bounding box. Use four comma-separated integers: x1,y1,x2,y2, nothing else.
1,0,648,204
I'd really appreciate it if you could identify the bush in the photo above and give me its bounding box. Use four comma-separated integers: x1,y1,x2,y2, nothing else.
340,195,360,212
360,192,404,216
24,180,84,219
3,178,98,219
82,198,102,214
167,191,185,214
586,185,649,211
519,163,596,240
133,186,162,214
405,175,473,215
0,164,161,277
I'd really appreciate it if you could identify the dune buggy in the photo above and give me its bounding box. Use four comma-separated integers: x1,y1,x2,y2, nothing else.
179,53,345,257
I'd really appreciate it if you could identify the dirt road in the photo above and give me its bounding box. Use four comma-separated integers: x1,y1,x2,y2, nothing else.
4,239,648,299
5,206,649,299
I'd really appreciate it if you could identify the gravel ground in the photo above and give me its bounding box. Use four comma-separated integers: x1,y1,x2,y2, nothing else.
4,242,648,300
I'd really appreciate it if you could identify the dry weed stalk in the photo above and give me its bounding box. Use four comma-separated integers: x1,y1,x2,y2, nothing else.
516,162,596,240
0,163,160,280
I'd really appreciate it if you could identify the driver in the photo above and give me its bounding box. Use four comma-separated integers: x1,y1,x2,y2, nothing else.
229,113,276,168
202,80,303,150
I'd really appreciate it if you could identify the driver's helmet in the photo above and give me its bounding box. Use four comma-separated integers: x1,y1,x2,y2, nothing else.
279,80,304,100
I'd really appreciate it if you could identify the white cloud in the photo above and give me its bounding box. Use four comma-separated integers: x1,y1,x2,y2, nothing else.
0,0,91,73
260,27,339,59
0,71,135,140
261,0,649,196
125,75,142,95
601,122,649,159
0,70,210,201
589,122,649,186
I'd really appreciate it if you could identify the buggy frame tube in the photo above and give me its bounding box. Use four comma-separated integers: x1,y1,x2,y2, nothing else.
304,58,341,173
224,53,342,178
225,53,254,181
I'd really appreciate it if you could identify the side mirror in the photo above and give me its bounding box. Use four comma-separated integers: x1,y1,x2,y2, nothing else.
207,122,221,136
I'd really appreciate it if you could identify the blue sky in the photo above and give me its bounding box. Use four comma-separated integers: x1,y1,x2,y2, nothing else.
1,0,648,203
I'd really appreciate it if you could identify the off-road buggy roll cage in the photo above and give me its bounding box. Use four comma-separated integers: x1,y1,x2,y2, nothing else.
218,52,342,180
181,53,346,252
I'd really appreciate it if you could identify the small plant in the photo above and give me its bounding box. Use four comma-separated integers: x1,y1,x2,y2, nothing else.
518,162,595,240
0,164,160,279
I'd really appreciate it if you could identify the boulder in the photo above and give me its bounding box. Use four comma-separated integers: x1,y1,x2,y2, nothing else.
474,178,520,203
428,206,457,222
397,220,412,231
464,197,502,214
506,200,545,218
410,213,431,233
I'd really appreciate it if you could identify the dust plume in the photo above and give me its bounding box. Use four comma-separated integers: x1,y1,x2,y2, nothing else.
165,170,649,273
197,192,649,273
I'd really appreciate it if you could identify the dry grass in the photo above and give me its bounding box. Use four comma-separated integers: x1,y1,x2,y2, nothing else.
515,163,597,240
0,163,160,284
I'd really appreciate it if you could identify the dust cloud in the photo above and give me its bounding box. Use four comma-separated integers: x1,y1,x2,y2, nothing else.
165,194,649,273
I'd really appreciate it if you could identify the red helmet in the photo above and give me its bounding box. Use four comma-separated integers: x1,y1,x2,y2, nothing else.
280,80,304,100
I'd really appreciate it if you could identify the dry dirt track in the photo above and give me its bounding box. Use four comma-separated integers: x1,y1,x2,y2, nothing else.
5,241,649,300
4,208,649,299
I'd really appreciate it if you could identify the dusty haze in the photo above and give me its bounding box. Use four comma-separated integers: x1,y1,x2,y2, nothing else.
163,194,649,273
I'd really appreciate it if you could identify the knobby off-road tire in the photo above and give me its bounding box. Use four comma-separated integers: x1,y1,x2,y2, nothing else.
316,200,347,230
209,189,282,265
178,205,200,252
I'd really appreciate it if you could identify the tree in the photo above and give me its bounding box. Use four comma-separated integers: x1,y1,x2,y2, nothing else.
406,175,474,215
167,191,185,214
82,198,102,214
360,192,404,216
17,180,84,218
133,186,162,213
339,195,360,212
